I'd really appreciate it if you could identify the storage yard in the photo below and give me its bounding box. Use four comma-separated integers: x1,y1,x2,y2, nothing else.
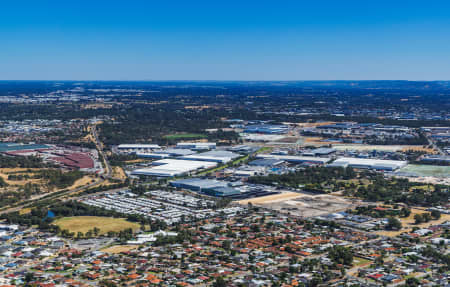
82,191,245,225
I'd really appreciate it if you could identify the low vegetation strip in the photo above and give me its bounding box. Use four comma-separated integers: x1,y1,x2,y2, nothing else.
163,133,207,139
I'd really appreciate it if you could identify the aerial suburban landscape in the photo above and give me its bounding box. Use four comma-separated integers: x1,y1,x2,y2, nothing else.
1,1,450,286
0,81,447,287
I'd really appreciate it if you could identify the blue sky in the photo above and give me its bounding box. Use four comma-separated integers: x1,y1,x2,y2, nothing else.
1,0,450,80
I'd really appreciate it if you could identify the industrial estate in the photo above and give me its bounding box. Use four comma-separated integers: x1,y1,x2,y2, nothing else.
0,81,448,287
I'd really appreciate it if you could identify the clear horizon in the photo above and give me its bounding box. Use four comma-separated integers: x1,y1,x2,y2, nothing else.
1,0,450,81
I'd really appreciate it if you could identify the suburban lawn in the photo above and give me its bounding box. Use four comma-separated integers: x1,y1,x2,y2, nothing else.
53,216,140,235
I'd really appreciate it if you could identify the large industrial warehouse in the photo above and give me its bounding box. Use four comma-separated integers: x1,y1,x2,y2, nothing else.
328,157,407,171
256,154,331,165
176,142,216,150
118,144,161,153
180,150,240,163
131,159,217,177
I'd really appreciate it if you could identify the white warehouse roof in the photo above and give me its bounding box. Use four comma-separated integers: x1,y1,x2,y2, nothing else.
329,157,407,171
118,144,161,149
131,159,217,177
176,142,216,150
180,150,240,163
256,154,331,164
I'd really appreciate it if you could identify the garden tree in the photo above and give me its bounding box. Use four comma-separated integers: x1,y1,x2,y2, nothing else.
93,227,100,236
422,212,432,222
414,213,423,224
420,245,450,268
328,246,353,266
212,277,227,287
400,207,411,217
404,277,420,287
222,240,232,251
431,209,441,220
24,272,34,283
386,217,402,230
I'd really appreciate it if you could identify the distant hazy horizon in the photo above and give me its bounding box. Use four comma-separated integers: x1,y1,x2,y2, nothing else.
1,0,450,81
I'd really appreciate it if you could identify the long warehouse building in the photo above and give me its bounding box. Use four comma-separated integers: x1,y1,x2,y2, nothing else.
256,154,331,165
131,159,217,177
328,157,407,171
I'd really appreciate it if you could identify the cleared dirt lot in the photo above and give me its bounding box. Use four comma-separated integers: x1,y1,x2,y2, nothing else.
112,166,127,180
239,192,355,218
101,245,137,254
238,192,304,205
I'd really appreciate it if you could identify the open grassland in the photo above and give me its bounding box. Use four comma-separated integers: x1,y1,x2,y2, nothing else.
163,133,207,140
112,166,127,180
19,207,32,215
65,175,95,190
0,168,42,185
0,169,94,192
53,216,140,235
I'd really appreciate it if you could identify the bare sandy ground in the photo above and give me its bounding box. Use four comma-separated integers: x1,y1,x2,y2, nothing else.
239,192,355,218
238,192,305,205
101,245,138,254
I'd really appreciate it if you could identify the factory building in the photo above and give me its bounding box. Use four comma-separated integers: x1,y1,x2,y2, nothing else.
136,148,195,159
243,124,289,134
248,158,285,167
256,154,331,165
117,144,161,153
180,150,240,163
328,157,407,171
420,155,450,164
302,147,336,157
176,142,216,150
131,159,217,177
0,142,50,152
170,178,240,197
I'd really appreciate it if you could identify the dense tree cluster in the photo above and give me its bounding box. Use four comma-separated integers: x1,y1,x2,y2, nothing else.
354,176,448,206
248,167,357,192
0,155,49,168
36,169,84,189
327,245,354,266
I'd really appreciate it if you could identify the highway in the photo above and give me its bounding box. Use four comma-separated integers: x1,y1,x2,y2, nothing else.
91,124,112,178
